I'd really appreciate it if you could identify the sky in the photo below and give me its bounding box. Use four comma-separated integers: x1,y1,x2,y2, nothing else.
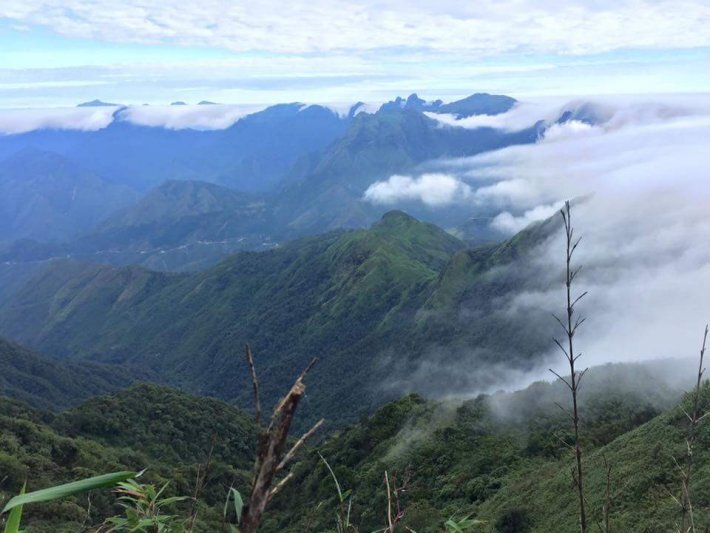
0,0,709,108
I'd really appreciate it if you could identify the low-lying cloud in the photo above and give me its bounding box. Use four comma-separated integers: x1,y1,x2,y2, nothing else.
363,173,472,207
0,104,273,134
374,94,710,396
0,107,117,134
117,104,265,130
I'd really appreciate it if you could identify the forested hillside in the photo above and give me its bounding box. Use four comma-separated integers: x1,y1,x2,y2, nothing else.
1,363,704,532
267,362,708,532
0,211,560,426
0,337,150,411
0,384,256,532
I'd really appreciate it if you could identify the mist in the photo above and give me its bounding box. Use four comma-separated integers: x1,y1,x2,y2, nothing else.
369,94,710,398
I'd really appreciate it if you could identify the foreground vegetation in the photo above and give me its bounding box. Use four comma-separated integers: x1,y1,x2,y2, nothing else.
0,358,706,531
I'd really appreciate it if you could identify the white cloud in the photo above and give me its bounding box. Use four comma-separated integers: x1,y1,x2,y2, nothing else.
363,173,472,207
117,104,265,130
446,94,710,368
0,103,287,133
425,100,560,131
490,201,564,233
1,0,708,57
428,94,710,133
0,107,116,134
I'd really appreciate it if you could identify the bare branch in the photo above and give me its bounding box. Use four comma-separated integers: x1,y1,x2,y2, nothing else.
553,313,570,334
276,418,324,473
572,292,589,308
549,368,573,390
553,338,570,360
267,472,294,503
556,201,588,532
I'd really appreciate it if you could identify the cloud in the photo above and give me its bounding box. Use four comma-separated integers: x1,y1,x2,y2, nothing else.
456,95,710,369
374,94,710,398
363,173,472,207
116,104,265,130
1,1,708,57
0,106,116,134
490,201,564,233
425,100,559,131
0,103,280,134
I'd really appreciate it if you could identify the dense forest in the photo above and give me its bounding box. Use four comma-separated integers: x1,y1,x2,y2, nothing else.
0,354,708,531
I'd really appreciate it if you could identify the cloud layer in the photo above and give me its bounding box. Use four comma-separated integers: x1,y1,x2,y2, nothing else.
0,103,277,134
372,94,710,396
0,106,117,134
2,1,709,56
456,96,710,370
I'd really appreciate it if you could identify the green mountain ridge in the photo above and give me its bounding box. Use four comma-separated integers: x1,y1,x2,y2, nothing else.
0,211,560,426
0,150,138,242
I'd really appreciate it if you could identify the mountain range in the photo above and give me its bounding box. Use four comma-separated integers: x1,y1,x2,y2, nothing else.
0,91,706,532
0,92,548,275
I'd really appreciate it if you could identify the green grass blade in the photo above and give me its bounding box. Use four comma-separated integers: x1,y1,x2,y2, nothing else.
1,471,135,514
3,482,25,533
318,453,344,502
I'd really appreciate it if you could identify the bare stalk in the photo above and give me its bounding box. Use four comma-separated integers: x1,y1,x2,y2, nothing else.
603,456,612,533
245,344,262,428
679,324,708,533
550,200,588,533
384,469,410,533
187,433,217,532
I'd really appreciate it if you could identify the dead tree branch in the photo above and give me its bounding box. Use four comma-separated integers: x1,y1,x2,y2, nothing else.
239,353,323,533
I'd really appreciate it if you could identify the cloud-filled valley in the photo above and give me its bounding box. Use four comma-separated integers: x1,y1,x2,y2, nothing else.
366,94,710,393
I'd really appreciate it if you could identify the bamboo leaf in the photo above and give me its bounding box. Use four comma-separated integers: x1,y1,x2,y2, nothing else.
3,482,25,533
1,471,135,514
231,488,244,523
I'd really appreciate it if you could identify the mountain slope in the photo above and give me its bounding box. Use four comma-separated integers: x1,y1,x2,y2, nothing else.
266,362,706,532
0,212,560,425
0,103,349,193
0,150,137,242
73,180,274,271
0,337,151,411
0,93,541,275
0,384,256,532
274,106,540,236
377,92,517,118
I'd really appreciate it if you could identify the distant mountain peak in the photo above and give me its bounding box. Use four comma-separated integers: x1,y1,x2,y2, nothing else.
198,100,218,105
378,209,419,226
76,99,122,107
171,101,188,106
